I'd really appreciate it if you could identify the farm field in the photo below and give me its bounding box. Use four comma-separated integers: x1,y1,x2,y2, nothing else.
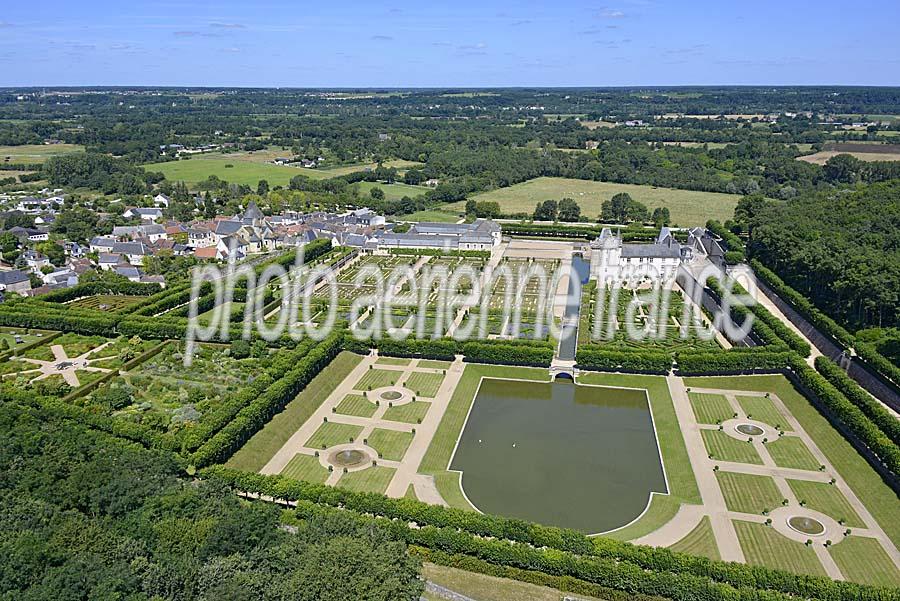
797,150,900,165
398,209,462,223
0,143,84,163
353,180,430,200
143,157,316,187
447,177,741,226
144,150,423,186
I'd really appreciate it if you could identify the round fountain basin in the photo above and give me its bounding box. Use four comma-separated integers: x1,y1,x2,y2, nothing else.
736,423,764,436
788,516,825,536
328,449,367,468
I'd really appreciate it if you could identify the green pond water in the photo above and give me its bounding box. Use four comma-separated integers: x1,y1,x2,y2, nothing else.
450,378,667,533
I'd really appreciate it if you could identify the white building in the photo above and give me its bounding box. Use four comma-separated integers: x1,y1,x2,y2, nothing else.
589,227,687,284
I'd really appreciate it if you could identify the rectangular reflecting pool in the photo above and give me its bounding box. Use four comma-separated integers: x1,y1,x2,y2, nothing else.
450,378,667,533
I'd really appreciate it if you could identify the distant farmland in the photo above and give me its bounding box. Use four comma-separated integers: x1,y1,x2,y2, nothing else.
143,154,425,188
447,177,741,226
0,144,84,164
797,142,900,166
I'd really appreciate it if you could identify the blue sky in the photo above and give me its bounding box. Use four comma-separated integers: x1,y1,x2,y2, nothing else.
2,0,899,87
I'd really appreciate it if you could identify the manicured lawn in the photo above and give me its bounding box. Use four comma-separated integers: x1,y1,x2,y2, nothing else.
366,428,414,461
683,375,900,548
404,371,445,397
355,368,399,390
226,352,362,472
281,453,329,484
702,430,763,464
717,471,784,514
382,400,431,424
734,520,827,577
448,176,741,226
375,356,411,366
418,359,452,369
787,479,865,528
737,395,788,429
334,394,377,418
337,465,396,494
765,436,821,471
688,392,734,424
829,536,900,587
305,422,363,449
668,516,721,560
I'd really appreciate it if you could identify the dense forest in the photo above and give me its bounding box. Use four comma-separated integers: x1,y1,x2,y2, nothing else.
0,395,423,600
747,181,900,330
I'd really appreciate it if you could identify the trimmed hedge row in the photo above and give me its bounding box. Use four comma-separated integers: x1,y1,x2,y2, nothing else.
40,280,163,304
856,342,900,390
750,260,856,349
676,350,795,375
206,467,887,601
286,499,890,601
706,276,809,356
576,346,672,374
203,467,591,553
344,336,555,365
344,336,459,360
752,259,899,390
789,356,900,475
815,356,900,446
461,341,553,367
189,332,344,467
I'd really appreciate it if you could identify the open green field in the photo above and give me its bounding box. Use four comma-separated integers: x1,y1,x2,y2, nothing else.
0,143,84,163
143,158,316,187
353,180,429,200
305,421,363,449
447,176,741,226
399,209,463,223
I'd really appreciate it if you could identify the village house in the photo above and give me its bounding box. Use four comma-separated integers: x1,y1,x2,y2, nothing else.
0,269,32,296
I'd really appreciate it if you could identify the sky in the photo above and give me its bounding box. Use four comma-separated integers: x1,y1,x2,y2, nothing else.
1,0,899,87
